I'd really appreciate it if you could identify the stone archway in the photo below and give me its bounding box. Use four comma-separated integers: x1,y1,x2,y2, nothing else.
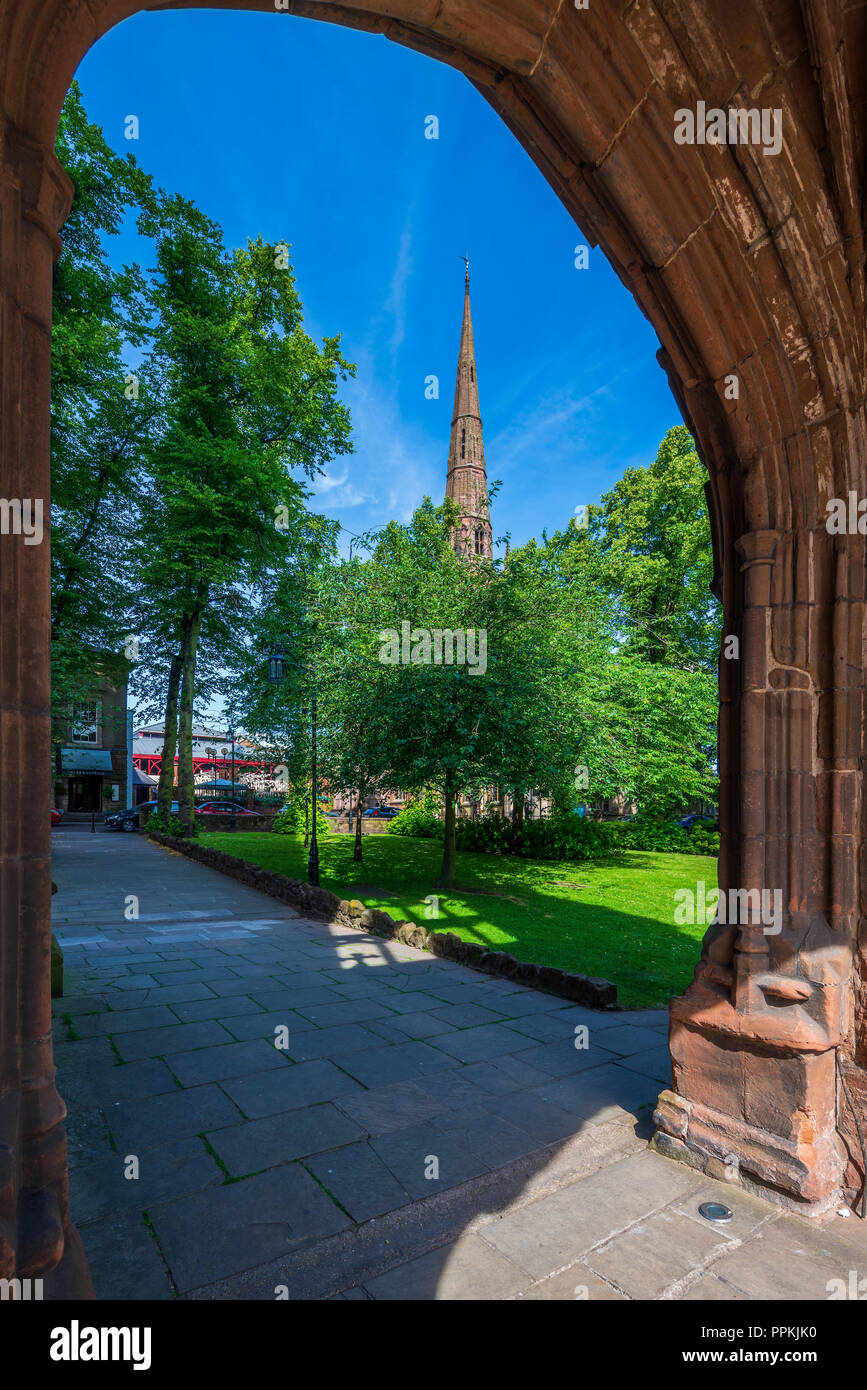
1,0,864,1293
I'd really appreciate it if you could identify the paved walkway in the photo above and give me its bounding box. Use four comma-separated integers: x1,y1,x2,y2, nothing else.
51,828,867,1300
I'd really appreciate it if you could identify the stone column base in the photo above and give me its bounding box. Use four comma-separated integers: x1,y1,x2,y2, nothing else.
653,1088,846,1217
41,1224,95,1300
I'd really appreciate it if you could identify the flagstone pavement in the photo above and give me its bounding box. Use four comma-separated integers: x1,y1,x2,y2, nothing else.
51,826,867,1300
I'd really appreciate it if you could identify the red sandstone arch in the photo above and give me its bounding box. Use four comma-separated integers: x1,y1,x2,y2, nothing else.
1,0,865,1293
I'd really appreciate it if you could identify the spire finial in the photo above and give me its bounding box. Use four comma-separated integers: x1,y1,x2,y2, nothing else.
461,254,470,289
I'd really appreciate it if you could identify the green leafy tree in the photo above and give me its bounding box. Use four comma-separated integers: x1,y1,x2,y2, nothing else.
559,424,721,671
51,83,156,721
320,502,588,887
134,199,355,832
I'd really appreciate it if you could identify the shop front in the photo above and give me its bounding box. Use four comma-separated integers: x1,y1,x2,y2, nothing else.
59,748,115,812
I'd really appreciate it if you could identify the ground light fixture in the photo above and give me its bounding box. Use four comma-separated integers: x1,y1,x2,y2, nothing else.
698,1201,733,1223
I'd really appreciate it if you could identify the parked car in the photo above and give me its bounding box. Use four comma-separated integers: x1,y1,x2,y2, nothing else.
362,806,401,819
50,807,64,826
104,800,178,832
195,800,258,817
675,813,719,832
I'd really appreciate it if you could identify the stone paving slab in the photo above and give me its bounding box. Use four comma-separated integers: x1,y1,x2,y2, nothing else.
370,1122,489,1197
363,1234,528,1300
167,1037,290,1087
112,1019,236,1062
379,1008,462,1037
60,1057,180,1109
514,1264,627,1301
206,1103,366,1175
329,1040,457,1087
70,1137,223,1226
585,1207,737,1297
478,1151,704,1278
219,1059,364,1116
107,1082,245,1151
76,1211,175,1301
51,829,865,1301
305,1142,413,1222
432,1104,540,1166
148,1164,353,1292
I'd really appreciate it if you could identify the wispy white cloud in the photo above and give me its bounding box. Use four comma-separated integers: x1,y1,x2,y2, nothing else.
308,357,443,552
383,214,415,362
486,383,606,479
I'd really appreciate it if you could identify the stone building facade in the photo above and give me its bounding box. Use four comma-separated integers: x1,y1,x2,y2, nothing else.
53,672,128,814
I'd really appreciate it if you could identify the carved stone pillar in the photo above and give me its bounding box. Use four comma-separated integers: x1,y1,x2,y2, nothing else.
655,527,858,1214
0,114,94,1296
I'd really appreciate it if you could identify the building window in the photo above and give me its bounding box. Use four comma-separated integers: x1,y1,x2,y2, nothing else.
71,701,100,745
474,528,484,555
461,427,466,459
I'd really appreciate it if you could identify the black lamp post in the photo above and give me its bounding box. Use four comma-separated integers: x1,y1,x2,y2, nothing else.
308,675,319,887
267,647,319,887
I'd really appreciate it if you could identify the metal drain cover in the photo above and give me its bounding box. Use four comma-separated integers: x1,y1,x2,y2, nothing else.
699,1201,733,1223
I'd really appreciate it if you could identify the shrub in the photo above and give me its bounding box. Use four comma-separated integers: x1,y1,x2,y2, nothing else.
387,798,720,862
610,815,719,856
687,825,720,856
612,816,691,854
388,798,444,840
455,809,616,862
145,810,197,839
272,795,330,836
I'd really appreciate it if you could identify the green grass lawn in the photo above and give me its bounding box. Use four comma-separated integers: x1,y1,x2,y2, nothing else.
203,830,715,1009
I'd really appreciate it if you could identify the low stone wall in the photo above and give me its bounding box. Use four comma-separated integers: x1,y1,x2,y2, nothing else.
195,815,272,832
148,832,617,1009
330,819,392,835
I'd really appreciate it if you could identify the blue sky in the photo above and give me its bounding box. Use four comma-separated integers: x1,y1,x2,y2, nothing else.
74,7,682,557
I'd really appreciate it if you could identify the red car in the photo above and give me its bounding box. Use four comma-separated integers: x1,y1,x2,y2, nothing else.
195,800,257,817
51,807,64,826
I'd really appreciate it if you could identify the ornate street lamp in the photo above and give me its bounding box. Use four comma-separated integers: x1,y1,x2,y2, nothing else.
228,726,236,833
267,651,287,684
268,646,319,887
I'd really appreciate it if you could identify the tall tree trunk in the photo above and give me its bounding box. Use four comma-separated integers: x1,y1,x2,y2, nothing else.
176,607,203,834
511,786,524,849
354,784,364,862
437,775,456,889
157,649,183,819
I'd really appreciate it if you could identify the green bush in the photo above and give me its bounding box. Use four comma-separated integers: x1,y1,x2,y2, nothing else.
611,816,691,853
687,826,720,856
610,815,719,856
387,799,720,862
145,810,197,839
455,809,615,862
388,798,444,840
272,795,330,836
454,810,510,854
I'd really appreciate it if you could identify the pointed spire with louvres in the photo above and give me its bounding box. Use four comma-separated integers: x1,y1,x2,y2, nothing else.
445,263,493,560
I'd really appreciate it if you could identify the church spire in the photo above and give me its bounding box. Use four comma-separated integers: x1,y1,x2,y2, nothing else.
446,263,493,560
